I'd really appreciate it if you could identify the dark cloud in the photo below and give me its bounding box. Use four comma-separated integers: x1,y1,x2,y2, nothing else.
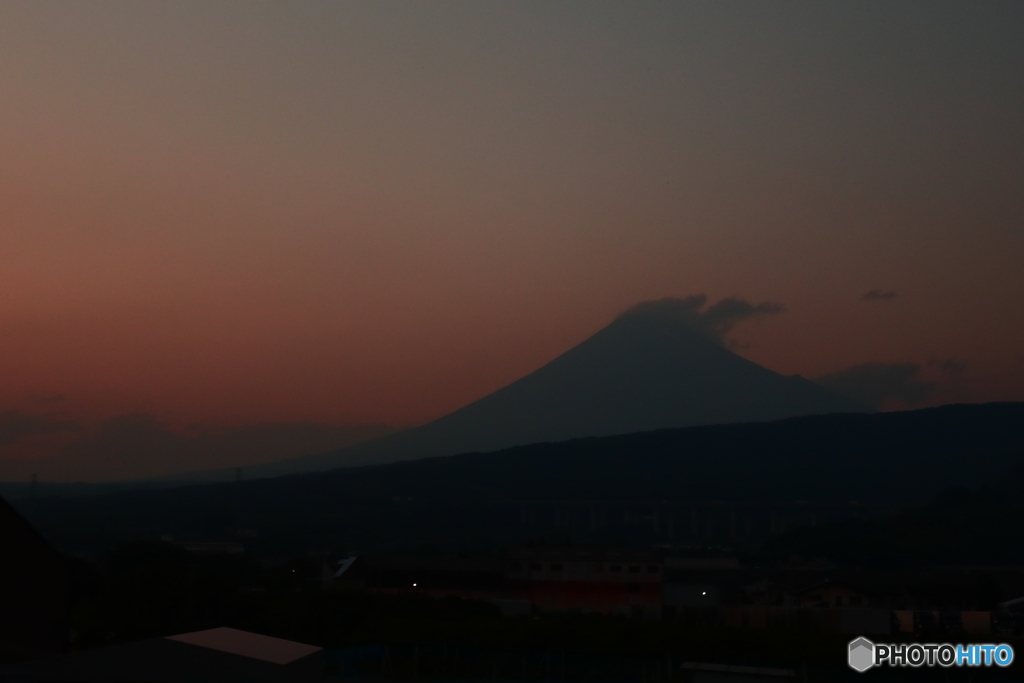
862,289,898,302
0,414,395,482
619,294,785,345
816,362,934,409
702,297,787,336
929,356,968,375
0,411,76,447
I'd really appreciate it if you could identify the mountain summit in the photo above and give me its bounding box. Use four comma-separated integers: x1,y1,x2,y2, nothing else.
220,297,865,480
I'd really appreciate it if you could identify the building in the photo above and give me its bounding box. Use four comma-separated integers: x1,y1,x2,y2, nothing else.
0,627,323,683
662,557,741,611
331,548,1024,636
333,546,666,616
505,546,663,617
333,554,505,598
794,578,870,608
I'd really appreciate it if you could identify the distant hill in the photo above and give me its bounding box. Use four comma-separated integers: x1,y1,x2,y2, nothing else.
0,481,183,502
180,301,865,482
762,458,1024,566
13,403,1024,556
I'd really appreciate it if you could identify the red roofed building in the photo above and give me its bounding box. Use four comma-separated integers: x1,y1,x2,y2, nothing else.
0,627,323,682
505,546,663,617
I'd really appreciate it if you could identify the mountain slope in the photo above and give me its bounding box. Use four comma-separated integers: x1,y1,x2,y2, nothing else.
219,305,864,480
15,403,1024,556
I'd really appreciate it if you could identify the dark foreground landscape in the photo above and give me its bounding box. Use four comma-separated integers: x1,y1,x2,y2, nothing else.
4,403,1024,681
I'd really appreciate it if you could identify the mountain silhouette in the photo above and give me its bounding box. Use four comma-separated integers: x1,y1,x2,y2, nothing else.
18,403,1023,556
183,300,865,481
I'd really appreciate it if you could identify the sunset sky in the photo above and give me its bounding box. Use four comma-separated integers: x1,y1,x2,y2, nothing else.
2,2,1022,481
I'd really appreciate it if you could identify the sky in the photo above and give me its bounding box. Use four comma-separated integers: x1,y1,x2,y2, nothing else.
1,1,1022,481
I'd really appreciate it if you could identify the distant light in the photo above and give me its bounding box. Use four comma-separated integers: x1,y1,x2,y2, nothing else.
701,591,706,595
413,583,417,587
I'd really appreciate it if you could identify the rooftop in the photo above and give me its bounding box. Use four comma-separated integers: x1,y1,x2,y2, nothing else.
166,627,321,666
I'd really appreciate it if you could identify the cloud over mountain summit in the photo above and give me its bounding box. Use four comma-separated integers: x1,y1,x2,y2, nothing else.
619,295,786,345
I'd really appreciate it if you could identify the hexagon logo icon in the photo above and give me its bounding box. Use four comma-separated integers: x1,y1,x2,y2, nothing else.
848,637,875,672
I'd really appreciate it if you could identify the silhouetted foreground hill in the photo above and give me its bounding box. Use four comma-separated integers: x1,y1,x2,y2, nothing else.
14,403,1024,557
177,302,864,482
763,459,1024,565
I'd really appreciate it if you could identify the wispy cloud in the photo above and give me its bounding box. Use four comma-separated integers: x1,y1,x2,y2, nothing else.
862,289,897,302
0,411,77,447
929,356,968,375
619,294,785,345
816,362,933,409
